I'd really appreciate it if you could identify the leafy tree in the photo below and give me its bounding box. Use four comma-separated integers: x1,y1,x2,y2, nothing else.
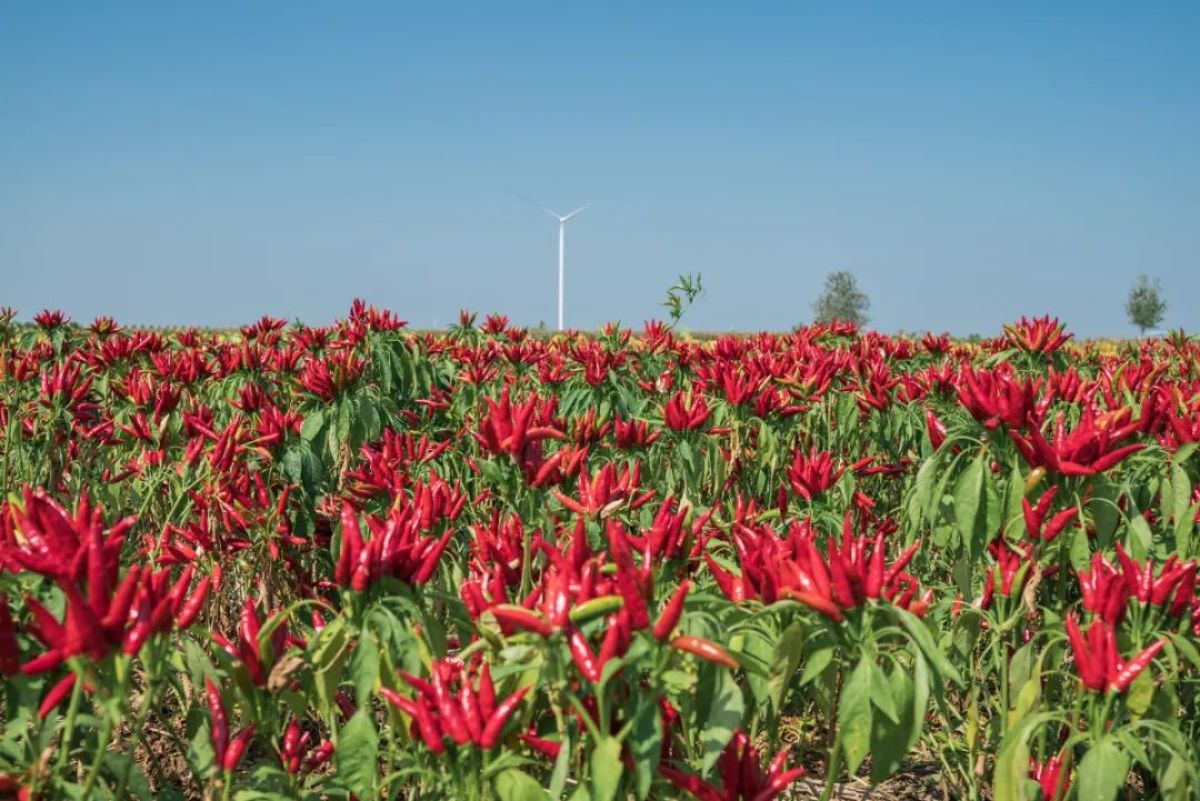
812,271,870,326
1125,274,1166,334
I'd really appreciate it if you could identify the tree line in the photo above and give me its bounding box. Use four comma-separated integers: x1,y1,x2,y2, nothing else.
809,271,1168,334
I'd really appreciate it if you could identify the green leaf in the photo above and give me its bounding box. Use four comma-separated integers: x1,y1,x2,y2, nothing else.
896,608,964,688
839,658,873,776
336,709,379,800
549,733,572,800
799,643,834,687
186,709,217,782
336,400,353,449
954,455,989,561
1077,737,1130,801
698,664,744,775
1125,668,1155,717
628,698,662,800
310,618,350,726
993,713,1053,801
1007,660,1041,733
1172,441,1199,466
1170,464,1193,551
869,667,915,782
104,752,152,800
1128,513,1153,561
300,410,325,442
1004,464,1026,538
1068,523,1091,572
1088,477,1121,546
495,769,549,801
914,457,939,522
350,632,381,709
590,737,623,801
767,623,807,709
869,661,899,724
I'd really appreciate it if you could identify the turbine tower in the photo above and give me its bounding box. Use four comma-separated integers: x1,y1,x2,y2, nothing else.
521,196,588,331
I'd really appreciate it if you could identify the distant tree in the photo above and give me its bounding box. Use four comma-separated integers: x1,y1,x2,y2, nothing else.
1125,274,1166,334
812,271,870,326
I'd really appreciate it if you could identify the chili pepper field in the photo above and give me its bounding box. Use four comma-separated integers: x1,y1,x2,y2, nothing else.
1,305,1199,801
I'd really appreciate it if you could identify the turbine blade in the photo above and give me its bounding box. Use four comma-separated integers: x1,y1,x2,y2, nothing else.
513,192,563,220
560,204,590,222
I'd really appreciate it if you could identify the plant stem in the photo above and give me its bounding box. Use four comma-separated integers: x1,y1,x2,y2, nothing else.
80,714,114,798
54,671,85,775
819,724,844,801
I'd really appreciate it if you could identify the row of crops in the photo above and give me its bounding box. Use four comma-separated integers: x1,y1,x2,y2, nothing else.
0,305,1197,800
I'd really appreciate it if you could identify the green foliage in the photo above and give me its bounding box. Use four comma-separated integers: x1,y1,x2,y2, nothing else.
1126,273,1167,333
811,270,870,326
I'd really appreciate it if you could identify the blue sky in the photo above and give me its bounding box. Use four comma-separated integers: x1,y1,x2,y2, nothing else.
2,2,1197,336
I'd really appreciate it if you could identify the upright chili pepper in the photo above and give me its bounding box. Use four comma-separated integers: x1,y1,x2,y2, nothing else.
1064,613,1165,693
431,670,471,746
206,678,228,768
174,576,211,629
38,673,77,719
606,520,650,630
0,594,19,676
652,580,691,641
478,663,496,721
480,686,530,749
224,724,256,772
568,627,602,682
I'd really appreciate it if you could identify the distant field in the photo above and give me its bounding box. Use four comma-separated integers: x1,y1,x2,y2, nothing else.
0,308,1197,800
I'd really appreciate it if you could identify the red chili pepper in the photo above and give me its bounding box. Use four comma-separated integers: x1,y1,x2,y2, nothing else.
205,678,228,768
883,540,921,587
704,553,741,602
398,671,436,699
606,521,650,629
490,605,554,638
335,503,363,588
38,673,77,719
478,663,496,721
670,635,739,670
281,718,302,767
826,544,857,609
460,682,483,745
101,566,141,630
568,627,602,682
779,588,845,623
659,765,723,801
22,649,65,675
480,686,529,749
408,695,446,755
431,670,470,745
926,409,947,450
0,594,19,676
174,576,211,629
121,603,154,656
165,564,195,614
1111,638,1166,693
223,724,256,772
308,740,335,769
519,732,562,759
652,581,690,641
412,528,454,584
864,532,885,599
752,768,808,801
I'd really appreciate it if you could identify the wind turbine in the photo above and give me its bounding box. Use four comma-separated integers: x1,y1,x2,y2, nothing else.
520,195,589,331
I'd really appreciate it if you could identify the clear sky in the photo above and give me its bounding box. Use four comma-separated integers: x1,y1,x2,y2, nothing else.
2,2,1197,336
